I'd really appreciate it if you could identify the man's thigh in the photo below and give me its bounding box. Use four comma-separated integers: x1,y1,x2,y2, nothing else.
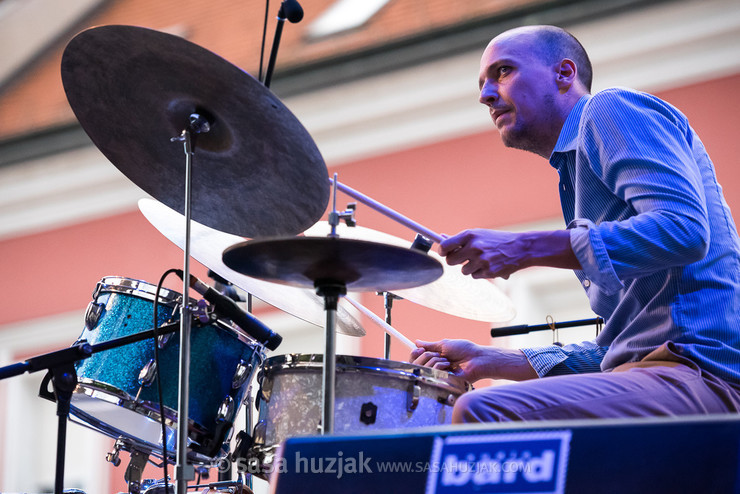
453,364,740,423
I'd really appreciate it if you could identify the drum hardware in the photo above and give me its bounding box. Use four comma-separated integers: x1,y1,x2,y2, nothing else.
107,439,125,467
378,291,403,360
217,396,235,422
231,361,253,390
439,393,457,406
137,359,158,388
84,301,105,330
407,381,421,411
359,402,378,425
124,449,150,494
490,316,605,338
327,202,357,229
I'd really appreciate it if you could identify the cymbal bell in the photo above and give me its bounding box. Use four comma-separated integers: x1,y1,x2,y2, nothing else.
62,25,328,238
305,223,516,322
222,237,444,292
138,198,365,336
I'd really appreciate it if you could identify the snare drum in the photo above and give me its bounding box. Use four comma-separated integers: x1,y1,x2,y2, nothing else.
70,276,263,463
249,354,470,468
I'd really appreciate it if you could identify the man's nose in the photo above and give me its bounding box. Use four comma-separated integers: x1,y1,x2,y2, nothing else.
479,80,498,106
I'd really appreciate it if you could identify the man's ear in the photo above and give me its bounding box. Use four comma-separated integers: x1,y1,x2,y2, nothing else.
556,58,577,91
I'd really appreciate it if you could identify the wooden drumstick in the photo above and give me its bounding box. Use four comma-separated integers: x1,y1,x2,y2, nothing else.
344,296,416,350
330,178,444,244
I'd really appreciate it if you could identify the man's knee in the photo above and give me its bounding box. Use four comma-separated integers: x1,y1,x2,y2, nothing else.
452,387,521,423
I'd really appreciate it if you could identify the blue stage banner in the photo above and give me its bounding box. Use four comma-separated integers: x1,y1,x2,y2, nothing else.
426,430,572,494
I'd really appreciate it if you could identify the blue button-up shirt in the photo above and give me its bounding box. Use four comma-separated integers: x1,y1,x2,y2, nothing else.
522,88,740,384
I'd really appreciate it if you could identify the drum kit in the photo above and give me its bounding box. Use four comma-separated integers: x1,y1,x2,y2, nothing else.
0,22,516,494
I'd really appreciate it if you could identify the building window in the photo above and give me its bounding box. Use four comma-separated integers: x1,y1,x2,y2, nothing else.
307,0,391,38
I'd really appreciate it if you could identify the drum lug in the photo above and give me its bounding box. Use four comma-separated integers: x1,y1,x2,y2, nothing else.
252,420,267,446
137,359,157,387
157,331,174,349
232,360,253,389
217,395,235,421
84,301,105,330
439,393,457,406
359,402,377,425
258,374,273,404
407,382,421,412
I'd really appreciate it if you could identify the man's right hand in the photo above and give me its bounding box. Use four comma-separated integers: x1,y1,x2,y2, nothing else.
411,338,539,383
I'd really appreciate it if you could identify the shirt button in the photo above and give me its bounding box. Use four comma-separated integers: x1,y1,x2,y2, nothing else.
583,279,591,287
561,183,566,191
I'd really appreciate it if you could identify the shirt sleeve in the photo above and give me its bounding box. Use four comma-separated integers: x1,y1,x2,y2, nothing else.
572,89,711,294
521,340,608,377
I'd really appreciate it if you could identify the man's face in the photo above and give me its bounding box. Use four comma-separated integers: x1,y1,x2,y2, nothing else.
478,31,562,157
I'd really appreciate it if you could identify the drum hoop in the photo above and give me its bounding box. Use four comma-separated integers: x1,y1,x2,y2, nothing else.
96,275,182,306
69,406,218,465
262,354,470,394
94,276,269,351
74,378,207,435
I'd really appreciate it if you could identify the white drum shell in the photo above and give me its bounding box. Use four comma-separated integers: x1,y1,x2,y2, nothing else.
256,354,470,448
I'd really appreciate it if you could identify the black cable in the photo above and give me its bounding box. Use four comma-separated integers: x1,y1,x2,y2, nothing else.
153,268,181,493
259,0,270,83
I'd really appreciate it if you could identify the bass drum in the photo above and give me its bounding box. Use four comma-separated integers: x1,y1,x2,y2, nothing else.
249,353,470,473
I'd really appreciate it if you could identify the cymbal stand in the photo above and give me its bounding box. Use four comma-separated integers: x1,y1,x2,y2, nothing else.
318,174,346,435
379,292,402,360
170,113,211,493
378,234,430,358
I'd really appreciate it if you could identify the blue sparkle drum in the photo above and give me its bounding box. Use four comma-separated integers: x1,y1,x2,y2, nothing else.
70,276,263,463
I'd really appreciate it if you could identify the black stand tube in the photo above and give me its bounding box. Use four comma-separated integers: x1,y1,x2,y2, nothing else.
491,317,604,338
263,16,285,88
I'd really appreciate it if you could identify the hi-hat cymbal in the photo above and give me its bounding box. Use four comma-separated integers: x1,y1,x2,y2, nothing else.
62,25,328,238
222,236,443,292
138,198,365,336
305,223,516,322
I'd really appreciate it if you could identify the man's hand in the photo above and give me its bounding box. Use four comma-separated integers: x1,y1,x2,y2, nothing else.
410,339,538,382
439,229,580,279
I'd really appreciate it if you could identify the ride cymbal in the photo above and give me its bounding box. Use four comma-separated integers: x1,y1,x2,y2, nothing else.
62,25,328,237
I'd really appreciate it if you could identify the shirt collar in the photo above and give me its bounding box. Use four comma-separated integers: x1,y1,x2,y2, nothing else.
549,94,591,168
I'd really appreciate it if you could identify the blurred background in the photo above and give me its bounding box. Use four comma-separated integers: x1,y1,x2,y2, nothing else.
0,0,738,492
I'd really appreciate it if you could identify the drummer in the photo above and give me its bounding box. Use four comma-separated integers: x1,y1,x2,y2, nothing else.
411,25,740,422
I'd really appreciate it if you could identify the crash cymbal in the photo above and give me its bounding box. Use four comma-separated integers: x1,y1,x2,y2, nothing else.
305,223,516,322
62,25,328,238
222,236,443,292
138,198,365,336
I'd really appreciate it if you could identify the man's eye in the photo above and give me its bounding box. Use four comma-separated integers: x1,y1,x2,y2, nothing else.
497,66,511,78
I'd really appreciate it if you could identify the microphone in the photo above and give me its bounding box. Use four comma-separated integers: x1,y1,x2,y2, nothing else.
175,271,282,350
279,0,304,23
